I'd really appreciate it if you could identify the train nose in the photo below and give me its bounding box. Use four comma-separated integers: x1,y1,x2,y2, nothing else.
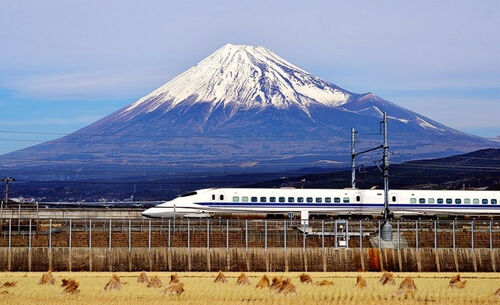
142,207,163,218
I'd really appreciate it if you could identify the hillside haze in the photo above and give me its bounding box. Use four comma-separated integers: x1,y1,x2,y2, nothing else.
0,44,495,179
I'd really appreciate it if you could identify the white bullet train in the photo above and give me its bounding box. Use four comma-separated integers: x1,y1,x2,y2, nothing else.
142,187,500,220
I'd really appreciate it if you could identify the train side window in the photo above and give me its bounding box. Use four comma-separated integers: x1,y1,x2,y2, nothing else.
437,198,443,204
251,197,258,203
220,195,224,201
410,198,417,204
212,194,215,200
343,197,350,203
356,196,361,202
242,196,248,202
325,197,332,203
419,198,425,204
464,198,470,204
473,199,479,204
492,199,497,205
482,199,488,204
233,196,239,202
288,197,295,203
315,197,322,203
334,197,341,203
270,197,276,203
279,197,285,203
428,198,435,204
260,197,267,202
297,197,304,203
446,198,452,204
455,198,461,204
306,197,313,203
392,196,397,202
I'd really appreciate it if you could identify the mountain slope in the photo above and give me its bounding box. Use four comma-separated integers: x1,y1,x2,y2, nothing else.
254,148,500,191
0,44,496,179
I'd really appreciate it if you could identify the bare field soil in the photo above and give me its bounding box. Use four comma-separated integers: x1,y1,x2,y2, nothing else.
0,272,499,305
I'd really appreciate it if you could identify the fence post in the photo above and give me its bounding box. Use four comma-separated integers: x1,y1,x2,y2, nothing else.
397,220,400,251
378,219,381,249
284,220,287,252
265,219,268,252
346,219,349,248
490,220,493,251
334,220,337,248
415,219,419,251
89,219,92,251
226,219,229,251
148,219,152,252
245,219,248,252
322,220,325,252
69,219,72,249
452,220,456,250
109,219,112,251
29,218,32,251
434,220,437,251
187,219,190,252
128,219,132,252
168,219,171,249
8,218,11,249
359,220,362,252
49,218,52,249
302,219,306,252
206,219,210,251
471,219,474,251
18,204,21,232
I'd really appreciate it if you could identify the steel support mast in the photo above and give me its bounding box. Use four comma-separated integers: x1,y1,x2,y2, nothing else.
349,113,392,241
381,112,393,241
351,128,357,188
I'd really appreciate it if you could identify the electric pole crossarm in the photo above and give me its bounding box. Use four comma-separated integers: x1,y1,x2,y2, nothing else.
354,145,383,156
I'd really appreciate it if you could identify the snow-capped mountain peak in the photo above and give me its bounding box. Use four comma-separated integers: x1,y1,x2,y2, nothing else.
119,44,351,117
2,43,495,176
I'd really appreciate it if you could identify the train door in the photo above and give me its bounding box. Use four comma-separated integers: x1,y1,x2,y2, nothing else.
218,192,225,202
355,191,362,214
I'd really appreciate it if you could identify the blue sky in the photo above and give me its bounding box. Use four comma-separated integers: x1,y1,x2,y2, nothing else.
0,0,499,154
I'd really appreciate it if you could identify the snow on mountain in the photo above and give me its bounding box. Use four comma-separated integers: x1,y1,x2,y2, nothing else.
118,44,351,119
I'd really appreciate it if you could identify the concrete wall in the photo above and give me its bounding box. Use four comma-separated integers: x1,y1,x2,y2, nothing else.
0,208,143,219
0,247,497,272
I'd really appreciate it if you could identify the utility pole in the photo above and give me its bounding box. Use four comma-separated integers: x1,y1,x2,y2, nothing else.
349,113,392,241
380,113,393,241
351,128,357,188
1,177,16,219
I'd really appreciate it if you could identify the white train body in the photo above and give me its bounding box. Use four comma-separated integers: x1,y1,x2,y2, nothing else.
142,188,500,219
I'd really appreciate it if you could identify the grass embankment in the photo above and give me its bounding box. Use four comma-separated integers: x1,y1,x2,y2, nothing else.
0,272,499,305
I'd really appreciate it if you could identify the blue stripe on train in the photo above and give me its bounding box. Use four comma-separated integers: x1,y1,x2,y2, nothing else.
194,202,498,209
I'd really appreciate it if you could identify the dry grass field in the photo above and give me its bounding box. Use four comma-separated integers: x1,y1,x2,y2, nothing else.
0,271,499,305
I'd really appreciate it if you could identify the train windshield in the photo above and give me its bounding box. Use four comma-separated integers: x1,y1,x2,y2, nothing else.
180,191,198,197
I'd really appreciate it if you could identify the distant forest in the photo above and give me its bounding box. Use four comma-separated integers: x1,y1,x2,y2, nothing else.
3,149,499,202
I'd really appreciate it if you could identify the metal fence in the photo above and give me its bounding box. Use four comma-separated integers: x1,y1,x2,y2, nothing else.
0,218,499,250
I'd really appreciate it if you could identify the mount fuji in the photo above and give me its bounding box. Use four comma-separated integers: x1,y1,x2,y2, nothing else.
1,44,496,179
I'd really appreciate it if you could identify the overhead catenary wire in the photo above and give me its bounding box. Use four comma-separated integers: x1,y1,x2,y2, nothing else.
0,136,493,148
